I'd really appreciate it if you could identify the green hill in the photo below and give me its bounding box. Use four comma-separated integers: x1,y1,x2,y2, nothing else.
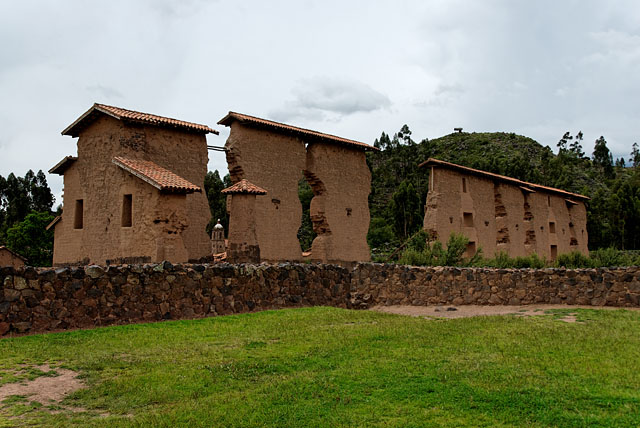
367,127,640,251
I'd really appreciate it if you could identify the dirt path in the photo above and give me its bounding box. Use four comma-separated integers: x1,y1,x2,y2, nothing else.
371,304,639,321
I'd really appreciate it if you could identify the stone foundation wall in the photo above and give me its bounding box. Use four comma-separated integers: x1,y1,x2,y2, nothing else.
1,263,639,337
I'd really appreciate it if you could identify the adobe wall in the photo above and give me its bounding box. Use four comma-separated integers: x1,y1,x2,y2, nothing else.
226,195,261,263
225,124,305,262
53,116,210,265
0,250,25,269
1,263,638,337
423,167,589,259
305,143,371,263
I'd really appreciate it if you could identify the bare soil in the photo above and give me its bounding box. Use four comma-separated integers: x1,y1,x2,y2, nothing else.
0,364,84,405
372,304,639,323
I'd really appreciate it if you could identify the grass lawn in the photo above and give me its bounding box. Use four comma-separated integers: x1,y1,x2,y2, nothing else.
1,307,639,427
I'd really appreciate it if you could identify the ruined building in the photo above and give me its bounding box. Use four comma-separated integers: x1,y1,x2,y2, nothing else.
420,158,589,260
49,103,217,265
218,112,376,263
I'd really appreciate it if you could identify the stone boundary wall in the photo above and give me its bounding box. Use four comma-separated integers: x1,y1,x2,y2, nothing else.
1,263,639,337
349,264,640,308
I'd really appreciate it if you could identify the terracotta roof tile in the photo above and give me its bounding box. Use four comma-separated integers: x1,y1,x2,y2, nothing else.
113,157,201,193
62,103,219,137
218,111,378,151
420,158,589,201
221,179,267,195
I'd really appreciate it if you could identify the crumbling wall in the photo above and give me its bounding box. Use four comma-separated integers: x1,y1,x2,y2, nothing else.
227,195,261,263
305,143,371,262
224,124,305,261
423,167,589,259
53,116,210,265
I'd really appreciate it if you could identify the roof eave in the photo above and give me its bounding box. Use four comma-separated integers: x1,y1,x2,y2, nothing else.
48,156,78,175
422,158,590,201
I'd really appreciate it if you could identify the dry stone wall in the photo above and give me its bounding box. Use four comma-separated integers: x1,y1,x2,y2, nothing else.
1,263,639,337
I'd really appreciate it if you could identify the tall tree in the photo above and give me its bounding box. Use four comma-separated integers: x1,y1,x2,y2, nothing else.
388,180,421,239
592,136,614,178
204,170,231,235
631,142,640,168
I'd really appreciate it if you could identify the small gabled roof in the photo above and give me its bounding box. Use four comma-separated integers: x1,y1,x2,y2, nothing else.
46,215,62,231
62,103,219,137
48,156,78,175
217,111,378,151
419,158,590,201
0,246,27,262
113,157,202,194
221,179,267,195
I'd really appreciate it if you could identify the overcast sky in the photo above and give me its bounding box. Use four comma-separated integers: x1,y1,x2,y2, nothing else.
1,0,639,204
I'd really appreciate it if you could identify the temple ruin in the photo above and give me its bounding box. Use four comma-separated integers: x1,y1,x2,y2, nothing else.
420,158,589,260
49,103,217,265
218,112,376,263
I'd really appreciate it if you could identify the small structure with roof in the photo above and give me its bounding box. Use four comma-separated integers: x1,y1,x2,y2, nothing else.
221,179,267,263
218,112,377,264
49,103,218,265
211,219,226,255
419,158,590,260
0,246,27,268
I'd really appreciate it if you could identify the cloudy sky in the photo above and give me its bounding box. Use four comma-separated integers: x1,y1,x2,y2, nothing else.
1,0,639,204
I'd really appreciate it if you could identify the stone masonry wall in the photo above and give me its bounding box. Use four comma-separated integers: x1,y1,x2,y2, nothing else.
1,263,639,337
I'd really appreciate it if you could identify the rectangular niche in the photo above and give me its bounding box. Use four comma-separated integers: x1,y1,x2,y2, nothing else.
463,212,474,227
122,194,133,227
74,199,84,229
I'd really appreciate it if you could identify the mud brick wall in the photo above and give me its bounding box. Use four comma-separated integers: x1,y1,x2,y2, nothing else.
350,264,640,308
1,263,639,337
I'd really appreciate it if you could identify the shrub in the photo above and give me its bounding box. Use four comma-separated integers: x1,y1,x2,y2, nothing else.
555,251,592,268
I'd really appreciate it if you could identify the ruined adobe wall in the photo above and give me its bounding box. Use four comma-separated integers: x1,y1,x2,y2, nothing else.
225,124,305,262
1,263,639,337
53,116,210,265
144,126,211,260
305,143,371,263
423,167,589,259
227,195,261,263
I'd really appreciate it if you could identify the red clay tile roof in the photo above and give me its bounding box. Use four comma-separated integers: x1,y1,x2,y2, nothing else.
420,158,589,201
217,111,378,151
113,157,202,193
221,179,267,195
62,103,219,137
48,156,78,175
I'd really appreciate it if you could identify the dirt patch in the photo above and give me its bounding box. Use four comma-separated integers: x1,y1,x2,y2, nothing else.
371,304,640,319
0,364,84,405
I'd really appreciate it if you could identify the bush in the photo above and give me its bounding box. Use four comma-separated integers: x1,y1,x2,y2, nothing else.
590,247,633,267
555,251,592,268
398,233,470,267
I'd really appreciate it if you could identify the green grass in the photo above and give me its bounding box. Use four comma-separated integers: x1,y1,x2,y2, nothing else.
1,307,640,427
